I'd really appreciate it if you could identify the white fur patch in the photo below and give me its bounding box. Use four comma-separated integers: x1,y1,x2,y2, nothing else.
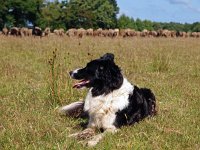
84,78,134,129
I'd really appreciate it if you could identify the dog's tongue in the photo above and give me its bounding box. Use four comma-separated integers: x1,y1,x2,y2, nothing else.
73,79,90,89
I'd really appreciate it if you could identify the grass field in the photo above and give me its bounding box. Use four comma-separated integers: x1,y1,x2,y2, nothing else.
0,35,200,150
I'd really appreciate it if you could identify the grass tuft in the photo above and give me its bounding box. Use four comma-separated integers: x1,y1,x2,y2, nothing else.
151,53,171,72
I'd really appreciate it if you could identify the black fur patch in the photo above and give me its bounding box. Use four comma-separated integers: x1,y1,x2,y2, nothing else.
114,86,156,128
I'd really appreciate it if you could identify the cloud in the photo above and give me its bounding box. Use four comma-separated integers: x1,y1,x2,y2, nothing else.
167,0,200,13
187,5,200,13
168,0,190,5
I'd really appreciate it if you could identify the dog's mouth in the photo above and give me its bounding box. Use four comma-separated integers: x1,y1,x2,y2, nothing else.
73,79,90,89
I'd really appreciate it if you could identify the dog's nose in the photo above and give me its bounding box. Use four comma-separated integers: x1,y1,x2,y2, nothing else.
69,71,73,76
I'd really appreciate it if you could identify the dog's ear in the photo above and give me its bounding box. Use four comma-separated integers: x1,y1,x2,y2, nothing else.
101,53,114,61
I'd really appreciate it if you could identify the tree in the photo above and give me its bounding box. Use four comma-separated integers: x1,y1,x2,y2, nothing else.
143,20,153,31
64,0,119,29
0,1,13,29
152,22,162,31
135,18,144,31
183,23,192,32
38,0,66,29
0,0,44,29
191,22,200,32
118,14,137,29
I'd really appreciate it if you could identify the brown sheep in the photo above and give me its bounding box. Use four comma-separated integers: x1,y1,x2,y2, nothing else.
182,32,187,38
113,29,119,37
93,30,98,37
54,28,65,36
96,28,103,36
44,27,51,36
2,27,9,35
108,29,115,37
107,29,119,37
149,31,158,37
86,28,93,36
10,27,20,36
158,29,171,37
119,29,126,37
77,28,86,38
27,29,32,36
102,29,109,37
170,31,177,38
197,32,200,38
58,28,65,36
140,29,149,37
124,29,136,37
19,27,29,37
190,32,197,38
186,32,191,37
66,28,77,37
32,27,43,37
53,29,59,35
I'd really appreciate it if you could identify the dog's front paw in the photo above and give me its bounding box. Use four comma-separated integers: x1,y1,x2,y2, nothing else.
87,139,99,147
86,134,103,147
69,128,95,140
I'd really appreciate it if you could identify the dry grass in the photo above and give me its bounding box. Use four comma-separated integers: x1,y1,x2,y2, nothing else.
0,35,200,149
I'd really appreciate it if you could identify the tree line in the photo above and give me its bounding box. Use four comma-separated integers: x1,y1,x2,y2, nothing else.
0,0,200,32
118,14,200,32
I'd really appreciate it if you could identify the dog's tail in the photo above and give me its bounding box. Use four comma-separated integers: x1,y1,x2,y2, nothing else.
140,88,157,116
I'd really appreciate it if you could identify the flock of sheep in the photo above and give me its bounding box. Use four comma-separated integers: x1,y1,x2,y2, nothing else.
1,26,200,38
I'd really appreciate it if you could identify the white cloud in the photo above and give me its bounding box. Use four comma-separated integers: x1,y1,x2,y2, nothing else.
168,0,191,5
167,0,200,13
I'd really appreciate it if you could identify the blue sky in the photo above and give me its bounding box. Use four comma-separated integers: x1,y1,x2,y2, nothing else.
116,0,200,23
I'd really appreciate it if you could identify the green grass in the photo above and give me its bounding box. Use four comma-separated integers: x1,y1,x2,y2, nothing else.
0,35,200,149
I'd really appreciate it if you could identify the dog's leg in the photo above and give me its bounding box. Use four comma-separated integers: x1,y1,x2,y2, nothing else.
68,128,96,140
68,117,96,140
58,101,84,117
87,127,118,147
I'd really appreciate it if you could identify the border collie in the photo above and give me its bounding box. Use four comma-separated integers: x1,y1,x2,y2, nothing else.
59,53,156,146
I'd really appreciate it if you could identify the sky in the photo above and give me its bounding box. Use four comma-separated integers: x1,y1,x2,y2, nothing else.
116,0,200,23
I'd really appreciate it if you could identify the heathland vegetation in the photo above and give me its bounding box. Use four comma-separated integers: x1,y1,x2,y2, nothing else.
0,36,199,149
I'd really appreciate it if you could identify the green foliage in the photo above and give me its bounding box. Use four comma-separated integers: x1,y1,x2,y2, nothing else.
0,0,44,28
0,1,10,29
117,14,198,32
191,22,200,32
118,14,137,29
0,0,199,31
64,0,119,29
0,0,119,30
135,18,145,31
39,1,66,29
143,20,153,31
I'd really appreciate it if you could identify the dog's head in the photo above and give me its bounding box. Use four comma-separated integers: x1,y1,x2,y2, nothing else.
69,53,123,96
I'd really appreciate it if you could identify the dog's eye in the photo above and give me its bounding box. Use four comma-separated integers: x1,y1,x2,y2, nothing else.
99,66,104,70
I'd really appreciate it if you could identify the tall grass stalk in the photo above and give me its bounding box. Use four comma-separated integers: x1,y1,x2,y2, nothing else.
48,48,61,106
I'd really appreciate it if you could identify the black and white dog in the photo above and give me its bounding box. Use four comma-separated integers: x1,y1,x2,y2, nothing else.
59,53,156,146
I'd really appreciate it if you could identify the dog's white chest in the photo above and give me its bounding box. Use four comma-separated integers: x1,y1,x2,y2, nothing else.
83,78,133,128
